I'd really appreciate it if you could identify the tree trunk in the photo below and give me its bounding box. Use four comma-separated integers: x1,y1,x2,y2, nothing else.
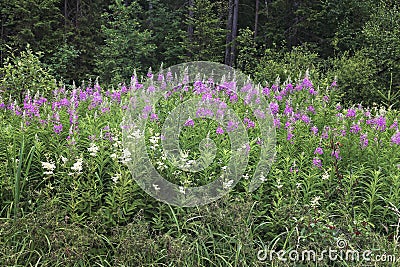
254,0,259,39
229,0,239,66
187,0,194,58
224,0,233,66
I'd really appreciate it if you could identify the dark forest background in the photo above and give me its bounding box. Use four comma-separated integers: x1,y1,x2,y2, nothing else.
1,0,399,107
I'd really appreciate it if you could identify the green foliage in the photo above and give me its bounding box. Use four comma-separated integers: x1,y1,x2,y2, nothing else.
95,0,155,84
0,47,56,102
254,45,321,85
327,50,378,107
236,28,259,74
182,0,227,62
46,43,80,83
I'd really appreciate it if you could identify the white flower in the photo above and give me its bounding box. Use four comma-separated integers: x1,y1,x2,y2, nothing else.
275,178,283,189
88,142,99,156
41,161,56,175
179,186,186,194
71,158,83,173
61,156,68,164
310,196,321,208
156,161,168,171
130,129,142,139
259,172,266,182
153,184,160,191
221,166,227,171
111,173,121,183
121,148,132,164
110,153,117,159
242,173,249,180
223,179,234,189
149,135,160,145
322,173,330,180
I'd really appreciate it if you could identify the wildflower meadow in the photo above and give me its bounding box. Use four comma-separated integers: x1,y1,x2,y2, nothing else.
0,59,399,266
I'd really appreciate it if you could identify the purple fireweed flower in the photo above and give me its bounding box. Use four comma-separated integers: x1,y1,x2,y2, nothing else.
330,81,337,87
360,133,368,148
269,102,279,115
350,124,361,134
216,126,224,135
0,102,5,109
336,104,342,111
313,158,322,168
287,129,294,142
314,147,324,155
341,129,347,136
323,95,330,102
275,95,283,101
219,102,227,109
216,109,225,119
390,120,398,130
101,107,110,113
302,77,313,88
311,126,318,135
271,84,279,92
202,92,213,102
196,108,213,118
321,130,329,139
143,105,152,113
244,117,255,129
309,88,318,95
121,85,128,93
262,86,270,97
284,104,293,116
346,109,356,118
375,116,386,131
53,123,63,134
391,132,400,145
284,121,291,129
285,83,294,93
150,113,159,121
227,120,239,132
111,91,121,103
301,114,311,124
307,105,315,114
273,118,281,128
229,94,238,103
331,149,342,160
244,143,251,154
184,118,194,127
147,85,156,93
254,109,265,119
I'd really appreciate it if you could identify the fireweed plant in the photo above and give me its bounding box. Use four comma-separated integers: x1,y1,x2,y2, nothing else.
0,67,399,265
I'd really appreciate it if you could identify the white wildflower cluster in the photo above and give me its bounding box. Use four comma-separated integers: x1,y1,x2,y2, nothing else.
120,148,132,165
41,161,56,175
111,173,121,184
70,157,83,175
149,133,161,151
310,196,321,208
223,179,234,189
179,150,196,169
179,186,186,195
275,178,283,189
152,184,160,192
88,142,99,156
259,172,266,182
